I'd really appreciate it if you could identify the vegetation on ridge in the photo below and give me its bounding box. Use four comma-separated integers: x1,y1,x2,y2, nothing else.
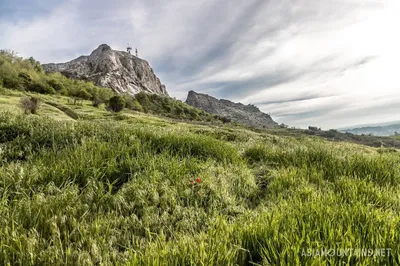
0,50,229,123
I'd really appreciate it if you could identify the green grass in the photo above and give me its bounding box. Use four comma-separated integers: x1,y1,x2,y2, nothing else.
1,95,400,265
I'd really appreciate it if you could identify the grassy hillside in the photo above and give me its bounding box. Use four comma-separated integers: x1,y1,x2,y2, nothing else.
266,126,400,149
1,87,400,265
2,51,400,265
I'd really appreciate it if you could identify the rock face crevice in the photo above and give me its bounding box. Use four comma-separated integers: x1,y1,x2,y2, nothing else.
42,44,168,96
186,90,277,128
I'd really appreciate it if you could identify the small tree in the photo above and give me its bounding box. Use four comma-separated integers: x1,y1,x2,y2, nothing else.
0,50,20,63
108,95,125,112
70,89,92,105
28,57,43,73
20,97,40,114
308,126,321,131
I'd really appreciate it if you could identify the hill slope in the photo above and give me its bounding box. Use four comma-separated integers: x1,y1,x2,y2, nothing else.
2,49,400,266
1,88,400,265
43,44,168,96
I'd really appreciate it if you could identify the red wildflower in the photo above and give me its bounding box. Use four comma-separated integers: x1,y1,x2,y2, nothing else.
196,177,201,183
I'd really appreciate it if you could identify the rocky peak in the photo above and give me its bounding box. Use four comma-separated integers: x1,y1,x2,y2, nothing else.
89,44,112,58
95,44,112,51
42,44,168,96
186,90,277,128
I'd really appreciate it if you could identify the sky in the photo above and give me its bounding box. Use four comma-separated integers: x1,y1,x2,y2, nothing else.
1,0,400,129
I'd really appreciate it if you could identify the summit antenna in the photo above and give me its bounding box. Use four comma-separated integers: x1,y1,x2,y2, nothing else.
127,43,132,54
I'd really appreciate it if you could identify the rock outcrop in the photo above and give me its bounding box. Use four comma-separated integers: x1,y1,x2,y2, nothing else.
186,90,277,128
42,44,168,96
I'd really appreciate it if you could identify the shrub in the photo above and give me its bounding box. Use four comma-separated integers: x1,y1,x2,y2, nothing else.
135,92,151,113
20,96,40,114
2,75,24,90
18,72,32,83
108,95,125,112
131,100,144,112
47,79,65,91
91,88,114,107
76,89,92,100
27,81,56,94
0,85,6,95
174,106,183,116
92,97,103,107
28,57,44,73
280,123,288,128
124,97,143,111
122,95,134,109
308,126,321,131
220,116,231,124
0,63,24,90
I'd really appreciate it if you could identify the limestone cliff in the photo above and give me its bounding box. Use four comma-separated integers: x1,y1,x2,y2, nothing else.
186,91,277,128
42,44,168,96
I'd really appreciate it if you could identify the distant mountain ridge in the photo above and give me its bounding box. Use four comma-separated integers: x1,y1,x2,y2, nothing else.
42,44,168,96
185,90,277,128
341,123,400,137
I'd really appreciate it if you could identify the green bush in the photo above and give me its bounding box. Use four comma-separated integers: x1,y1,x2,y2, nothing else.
122,95,134,108
27,56,43,73
0,63,24,90
47,78,64,91
91,87,114,107
76,88,92,100
108,95,125,112
18,72,32,83
27,80,56,94
124,96,143,111
130,100,144,112
92,97,103,107
135,92,151,113
220,116,231,123
2,75,24,90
